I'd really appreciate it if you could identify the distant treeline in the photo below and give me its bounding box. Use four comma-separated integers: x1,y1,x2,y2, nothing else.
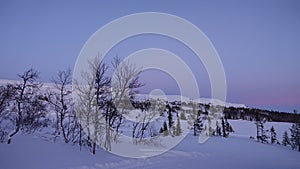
223,106,300,123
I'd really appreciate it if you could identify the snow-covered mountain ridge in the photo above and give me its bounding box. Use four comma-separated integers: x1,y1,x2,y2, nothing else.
0,79,247,108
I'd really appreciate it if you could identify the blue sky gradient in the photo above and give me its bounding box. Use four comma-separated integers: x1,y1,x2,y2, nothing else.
0,0,299,112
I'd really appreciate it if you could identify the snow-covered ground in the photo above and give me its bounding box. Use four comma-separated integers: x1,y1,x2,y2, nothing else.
1,120,299,169
230,120,292,141
0,80,299,168
137,93,247,108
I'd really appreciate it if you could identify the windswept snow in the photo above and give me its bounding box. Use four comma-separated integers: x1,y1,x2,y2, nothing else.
1,120,300,169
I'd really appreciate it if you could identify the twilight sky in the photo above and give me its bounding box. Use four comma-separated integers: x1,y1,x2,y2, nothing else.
0,0,299,112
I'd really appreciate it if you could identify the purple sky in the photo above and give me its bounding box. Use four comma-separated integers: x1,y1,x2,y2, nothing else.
0,0,299,112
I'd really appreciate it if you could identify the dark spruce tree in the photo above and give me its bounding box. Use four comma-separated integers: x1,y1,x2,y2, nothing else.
159,127,164,134
193,110,203,136
216,121,222,136
162,121,169,136
255,111,269,143
219,118,234,138
221,118,228,137
282,131,290,146
290,123,300,152
270,126,277,144
166,103,174,128
225,118,234,133
260,123,269,143
255,111,261,142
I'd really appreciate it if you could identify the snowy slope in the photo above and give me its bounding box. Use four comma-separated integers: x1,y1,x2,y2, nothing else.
1,79,299,169
137,93,247,108
230,119,292,141
136,94,191,102
192,98,247,108
1,129,299,169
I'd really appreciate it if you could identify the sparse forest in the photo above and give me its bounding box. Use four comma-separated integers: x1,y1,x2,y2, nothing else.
0,58,300,154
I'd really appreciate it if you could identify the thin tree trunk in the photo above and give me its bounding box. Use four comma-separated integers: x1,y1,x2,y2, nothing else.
7,126,19,144
194,123,196,136
104,124,111,151
60,113,68,143
79,125,82,151
92,141,96,154
256,122,259,142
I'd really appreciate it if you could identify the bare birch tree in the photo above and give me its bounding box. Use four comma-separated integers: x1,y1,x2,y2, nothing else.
41,69,80,143
74,56,143,153
0,84,14,142
111,57,143,141
74,63,98,153
91,57,111,153
74,56,112,154
7,68,46,144
132,108,158,144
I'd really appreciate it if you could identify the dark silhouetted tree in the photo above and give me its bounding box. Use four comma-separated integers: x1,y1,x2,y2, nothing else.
215,121,221,136
0,84,14,114
193,111,203,136
255,111,268,143
221,118,228,137
290,123,300,152
270,126,277,144
166,104,174,129
225,118,234,133
282,131,290,146
7,68,46,144
42,69,78,144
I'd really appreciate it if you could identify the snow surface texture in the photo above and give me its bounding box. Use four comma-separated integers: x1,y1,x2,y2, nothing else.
1,120,299,169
